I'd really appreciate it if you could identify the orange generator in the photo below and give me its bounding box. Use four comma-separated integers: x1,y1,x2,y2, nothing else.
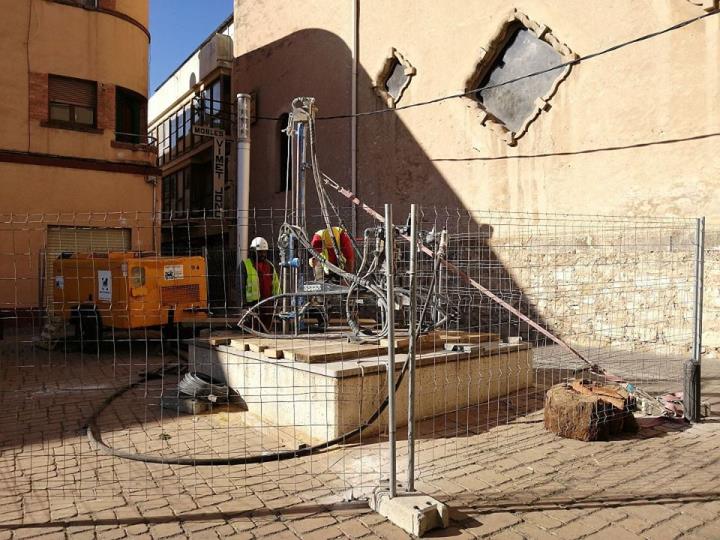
53,252,209,341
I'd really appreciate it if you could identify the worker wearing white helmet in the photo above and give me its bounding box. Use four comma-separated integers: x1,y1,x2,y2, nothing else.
239,236,280,304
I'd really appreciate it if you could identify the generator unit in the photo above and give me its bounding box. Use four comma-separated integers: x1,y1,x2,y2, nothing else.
52,252,209,340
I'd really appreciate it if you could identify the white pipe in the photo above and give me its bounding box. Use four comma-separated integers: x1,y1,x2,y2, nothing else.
350,0,358,237
236,93,251,264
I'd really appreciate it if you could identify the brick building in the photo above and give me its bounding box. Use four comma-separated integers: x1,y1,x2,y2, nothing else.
0,0,158,312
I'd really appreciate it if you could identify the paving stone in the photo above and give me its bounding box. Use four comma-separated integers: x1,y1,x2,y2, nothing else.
338,518,372,538
13,528,65,540
300,525,345,540
640,524,684,540
682,521,720,539
664,511,705,532
369,520,413,540
181,520,221,534
508,522,560,540
290,516,337,534
125,523,149,535
96,528,127,540
148,522,185,539
460,512,522,537
521,510,565,530
553,514,609,539
584,525,639,540
253,520,289,537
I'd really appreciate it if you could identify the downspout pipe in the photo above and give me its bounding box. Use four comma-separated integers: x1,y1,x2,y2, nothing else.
236,93,251,300
351,0,359,237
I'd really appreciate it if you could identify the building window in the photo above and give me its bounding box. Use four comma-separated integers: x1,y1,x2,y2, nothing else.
115,87,147,144
373,49,415,108
278,114,290,192
465,10,576,144
48,75,97,129
198,75,230,130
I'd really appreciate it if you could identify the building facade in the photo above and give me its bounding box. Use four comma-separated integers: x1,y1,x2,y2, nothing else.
0,0,157,312
148,15,235,307
231,0,720,353
232,0,720,226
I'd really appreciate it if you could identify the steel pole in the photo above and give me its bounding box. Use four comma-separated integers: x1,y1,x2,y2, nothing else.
693,217,705,364
384,204,397,498
406,204,418,492
686,217,705,422
235,94,251,264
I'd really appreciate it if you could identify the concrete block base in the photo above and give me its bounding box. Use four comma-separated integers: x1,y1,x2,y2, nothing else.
369,489,449,537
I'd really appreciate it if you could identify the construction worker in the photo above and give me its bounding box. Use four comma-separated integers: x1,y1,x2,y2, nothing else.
240,236,280,305
310,226,355,280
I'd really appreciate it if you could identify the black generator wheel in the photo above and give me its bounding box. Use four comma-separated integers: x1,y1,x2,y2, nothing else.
72,306,103,354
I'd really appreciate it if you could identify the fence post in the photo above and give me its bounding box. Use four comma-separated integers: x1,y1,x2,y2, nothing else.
686,216,705,422
406,204,418,492
384,204,397,498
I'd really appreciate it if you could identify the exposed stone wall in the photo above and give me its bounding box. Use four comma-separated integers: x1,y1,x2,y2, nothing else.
472,231,720,359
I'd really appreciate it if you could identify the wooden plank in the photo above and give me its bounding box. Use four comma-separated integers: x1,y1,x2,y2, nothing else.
328,317,378,326
285,342,384,363
439,331,500,342
570,380,626,409
264,345,287,359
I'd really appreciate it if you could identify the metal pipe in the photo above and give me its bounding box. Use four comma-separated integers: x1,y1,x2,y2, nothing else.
686,216,705,423
350,0,359,237
298,123,307,231
235,93,251,264
693,216,705,365
384,204,397,498
406,204,417,492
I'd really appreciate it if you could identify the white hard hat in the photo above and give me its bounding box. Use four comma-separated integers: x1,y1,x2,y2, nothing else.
250,237,269,251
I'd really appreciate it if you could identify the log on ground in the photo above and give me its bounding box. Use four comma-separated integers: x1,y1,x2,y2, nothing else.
544,379,639,441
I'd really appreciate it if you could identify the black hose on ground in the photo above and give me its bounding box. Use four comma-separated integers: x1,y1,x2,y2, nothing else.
85,339,417,465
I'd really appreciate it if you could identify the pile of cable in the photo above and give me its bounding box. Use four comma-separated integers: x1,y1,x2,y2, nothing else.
177,372,232,403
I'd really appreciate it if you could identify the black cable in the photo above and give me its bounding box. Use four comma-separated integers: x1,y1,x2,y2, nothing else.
253,10,718,122
86,332,418,465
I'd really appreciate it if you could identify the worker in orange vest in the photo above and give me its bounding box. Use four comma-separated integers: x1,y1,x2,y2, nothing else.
310,226,355,280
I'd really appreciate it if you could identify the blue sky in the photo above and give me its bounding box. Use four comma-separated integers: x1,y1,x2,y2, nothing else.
149,0,233,94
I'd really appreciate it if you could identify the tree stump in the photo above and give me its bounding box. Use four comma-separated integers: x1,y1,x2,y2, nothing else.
544,379,639,441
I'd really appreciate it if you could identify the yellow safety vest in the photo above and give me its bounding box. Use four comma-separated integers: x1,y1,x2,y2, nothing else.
314,227,346,271
243,259,280,302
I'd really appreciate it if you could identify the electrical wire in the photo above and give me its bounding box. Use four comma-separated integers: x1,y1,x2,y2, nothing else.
254,10,719,123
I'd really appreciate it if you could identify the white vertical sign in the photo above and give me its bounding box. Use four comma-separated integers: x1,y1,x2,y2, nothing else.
98,270,112,302
214,137,225,218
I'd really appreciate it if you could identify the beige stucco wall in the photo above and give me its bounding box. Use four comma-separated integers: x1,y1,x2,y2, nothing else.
233,0,720,357
234,0,353,215
234,0,720,224
0,163,152,216
357,1,720,222
0,163,155,308
0,0,150,156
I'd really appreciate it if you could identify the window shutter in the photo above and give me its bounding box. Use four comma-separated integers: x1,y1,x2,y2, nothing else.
49,76,97,107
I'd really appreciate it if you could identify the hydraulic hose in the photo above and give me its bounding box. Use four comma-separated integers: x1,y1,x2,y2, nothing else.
86,334,420,465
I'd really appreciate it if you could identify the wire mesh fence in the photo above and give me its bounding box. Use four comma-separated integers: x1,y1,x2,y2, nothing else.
0,208,708,505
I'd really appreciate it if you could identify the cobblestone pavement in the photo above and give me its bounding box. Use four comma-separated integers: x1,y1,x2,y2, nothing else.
1,339,719,539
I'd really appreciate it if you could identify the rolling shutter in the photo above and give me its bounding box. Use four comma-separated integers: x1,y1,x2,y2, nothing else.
48,75,97,107
44,226,131,309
